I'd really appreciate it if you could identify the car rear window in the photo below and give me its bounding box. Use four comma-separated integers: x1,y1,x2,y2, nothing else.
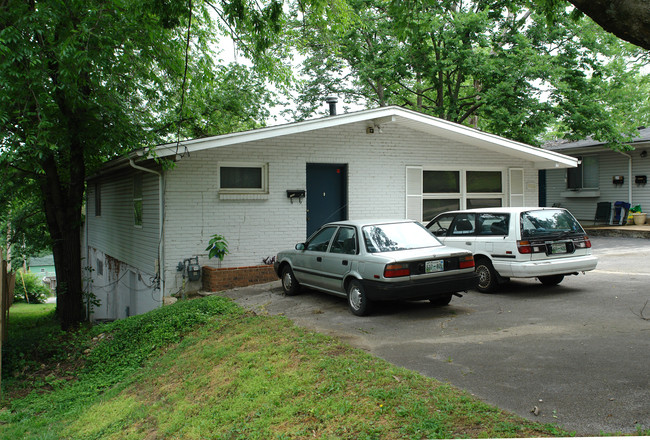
362,222,441,253
520,209,585,239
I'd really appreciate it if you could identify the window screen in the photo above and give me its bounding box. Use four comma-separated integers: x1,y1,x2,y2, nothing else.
94,183,101,216
582,156,599,188
220,167,263,189
133,174,143,227
423,171,459,193
423,199,460,221
467,198,502,209
567,156,599,189
467,171,502,193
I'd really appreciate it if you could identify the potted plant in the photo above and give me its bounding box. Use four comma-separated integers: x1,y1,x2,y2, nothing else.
629,205,647,225
632,213,647,225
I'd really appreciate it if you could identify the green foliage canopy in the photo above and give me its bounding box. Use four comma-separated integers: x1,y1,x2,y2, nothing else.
293,0,650,147
0,0,318,329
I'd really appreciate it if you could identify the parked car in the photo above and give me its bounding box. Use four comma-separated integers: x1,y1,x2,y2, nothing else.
426,207,598,292
274,220,479,316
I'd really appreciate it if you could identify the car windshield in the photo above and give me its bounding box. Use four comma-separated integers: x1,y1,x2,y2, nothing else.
520,209,585,239
362,222,441,253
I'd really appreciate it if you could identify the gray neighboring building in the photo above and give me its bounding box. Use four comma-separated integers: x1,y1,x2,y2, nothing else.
543,128,650,222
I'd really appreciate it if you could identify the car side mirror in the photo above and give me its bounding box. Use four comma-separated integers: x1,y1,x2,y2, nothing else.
295,243,305,250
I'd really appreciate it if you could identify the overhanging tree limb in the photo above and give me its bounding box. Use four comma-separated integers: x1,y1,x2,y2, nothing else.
568,0,650,50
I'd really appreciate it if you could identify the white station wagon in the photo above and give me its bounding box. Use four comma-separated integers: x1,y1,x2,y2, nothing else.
426,207,598,292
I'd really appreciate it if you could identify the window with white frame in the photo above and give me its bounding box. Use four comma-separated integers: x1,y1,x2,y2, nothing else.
94,182,101,216
218,162,268,194
409,168,505,222
422,170,461,221
133,174,143,227
567,156,599,189
465,170,504,210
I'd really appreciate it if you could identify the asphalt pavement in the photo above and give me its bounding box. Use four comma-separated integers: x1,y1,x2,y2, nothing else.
217,236,650,435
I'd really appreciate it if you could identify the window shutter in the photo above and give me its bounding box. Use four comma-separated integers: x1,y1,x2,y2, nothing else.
406,166,423,221
509,168,524,207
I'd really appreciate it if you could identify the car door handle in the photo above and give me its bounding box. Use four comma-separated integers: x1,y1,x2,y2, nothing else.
465,242,472,245
342,260,348,265
316,257,322,262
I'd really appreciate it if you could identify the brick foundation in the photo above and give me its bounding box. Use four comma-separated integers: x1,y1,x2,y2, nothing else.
202,265,277,292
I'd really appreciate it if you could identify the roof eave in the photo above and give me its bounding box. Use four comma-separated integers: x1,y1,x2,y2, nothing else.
145,106,575,168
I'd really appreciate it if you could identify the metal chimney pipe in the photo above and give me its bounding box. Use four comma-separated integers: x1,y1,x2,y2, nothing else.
325,96,338,116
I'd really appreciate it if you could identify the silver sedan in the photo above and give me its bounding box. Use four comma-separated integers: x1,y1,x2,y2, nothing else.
274,219,479,316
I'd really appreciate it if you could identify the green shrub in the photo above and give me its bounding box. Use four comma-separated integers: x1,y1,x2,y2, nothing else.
13,271,50,304
81,295,241,389
0,296,241,425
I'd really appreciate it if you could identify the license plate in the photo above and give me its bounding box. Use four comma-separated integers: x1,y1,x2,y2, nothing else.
550,243,566,254
425,260,445,273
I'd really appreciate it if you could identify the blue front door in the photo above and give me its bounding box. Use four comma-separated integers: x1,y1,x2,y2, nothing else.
306,163,348,237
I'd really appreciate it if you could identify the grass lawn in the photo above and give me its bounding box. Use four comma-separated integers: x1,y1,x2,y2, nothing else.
0,298,583,439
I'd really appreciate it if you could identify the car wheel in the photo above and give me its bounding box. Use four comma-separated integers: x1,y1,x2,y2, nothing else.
475,258,498,293
538,275,564,286
281,265,300,296
347,279,371,316
429,294,453,307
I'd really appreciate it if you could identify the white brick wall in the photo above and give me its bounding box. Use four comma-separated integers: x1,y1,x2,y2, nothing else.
162,121,539,295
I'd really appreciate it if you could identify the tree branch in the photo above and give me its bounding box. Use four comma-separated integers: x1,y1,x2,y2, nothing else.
8,164,40,177
457,101,484,124
393,78,439,107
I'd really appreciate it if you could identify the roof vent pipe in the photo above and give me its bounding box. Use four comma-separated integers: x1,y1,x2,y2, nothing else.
325,96,338,116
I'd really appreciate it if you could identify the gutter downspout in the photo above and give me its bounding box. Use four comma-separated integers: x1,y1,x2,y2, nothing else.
615,151,633,204
128,158,165,308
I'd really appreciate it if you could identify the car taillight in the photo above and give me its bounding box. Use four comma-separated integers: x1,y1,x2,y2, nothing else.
517,240,546,254
459,255,475,269
384,263,410,278
574,236,592,249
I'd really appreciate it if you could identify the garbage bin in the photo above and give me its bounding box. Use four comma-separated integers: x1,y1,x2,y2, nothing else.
613,201,631,225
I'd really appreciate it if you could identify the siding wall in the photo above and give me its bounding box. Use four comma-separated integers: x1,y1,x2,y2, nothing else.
86,168,161,320
545,146,650,222
87,169,160,273
163,121,541,295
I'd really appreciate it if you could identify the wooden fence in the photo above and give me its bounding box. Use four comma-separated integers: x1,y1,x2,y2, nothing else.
1,249,16,393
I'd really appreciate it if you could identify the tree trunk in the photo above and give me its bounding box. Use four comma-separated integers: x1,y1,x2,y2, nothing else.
40,145,86,330
52,225,84,329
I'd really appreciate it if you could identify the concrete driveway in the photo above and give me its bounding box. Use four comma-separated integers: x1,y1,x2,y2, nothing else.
218,237,650,435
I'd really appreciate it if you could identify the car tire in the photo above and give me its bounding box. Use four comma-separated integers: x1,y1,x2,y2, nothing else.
538,275,564,286
475,258,499,293
281,265,301,296
429,294,453,307
347,279,371,316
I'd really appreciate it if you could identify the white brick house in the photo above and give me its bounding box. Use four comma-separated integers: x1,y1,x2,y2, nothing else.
85,106,577,320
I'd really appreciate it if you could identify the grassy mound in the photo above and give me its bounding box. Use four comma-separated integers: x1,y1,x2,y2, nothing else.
1,297,571,439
